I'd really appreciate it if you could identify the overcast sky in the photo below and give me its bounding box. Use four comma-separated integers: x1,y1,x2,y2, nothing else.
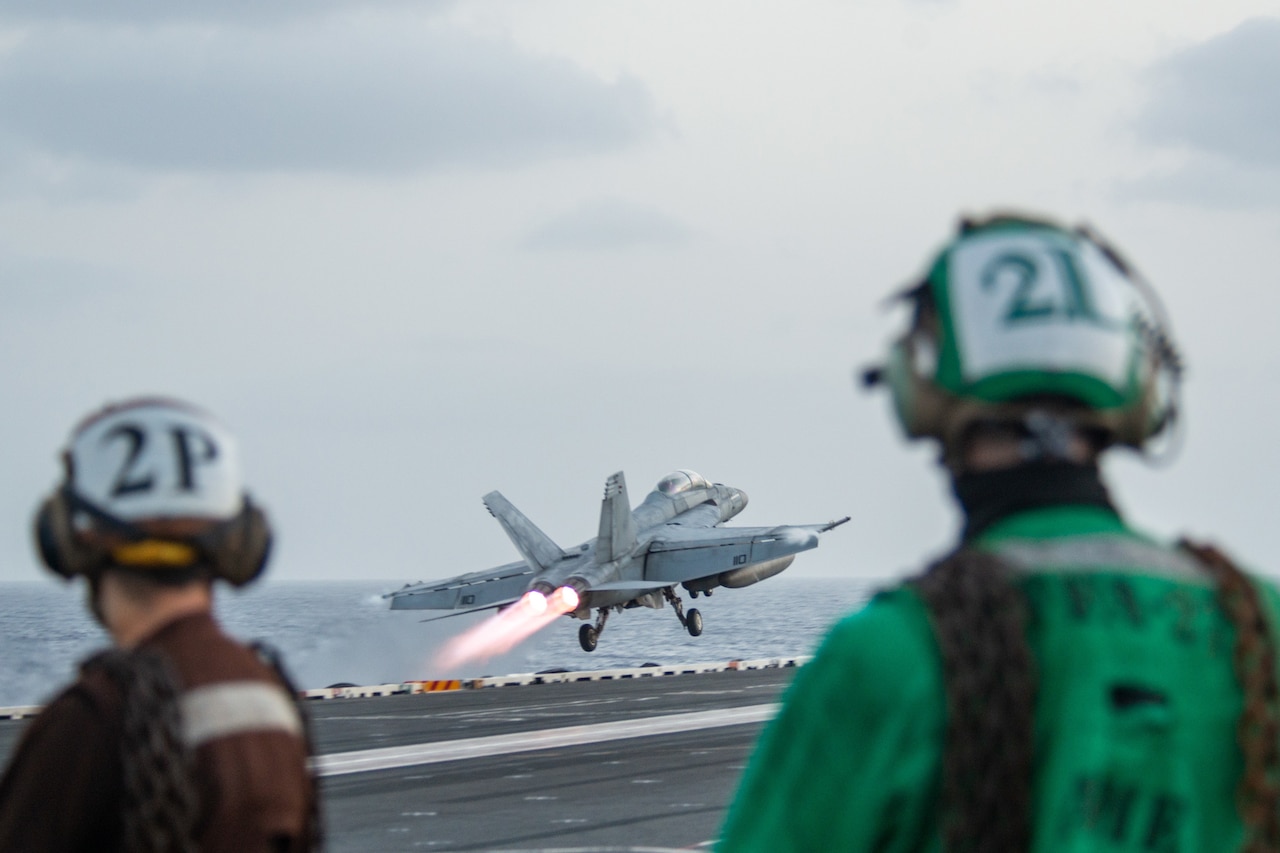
2,0,1279,591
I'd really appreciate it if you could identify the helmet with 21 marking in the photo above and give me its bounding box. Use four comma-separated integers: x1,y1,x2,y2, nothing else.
34,397,272,586
863,212,1184,465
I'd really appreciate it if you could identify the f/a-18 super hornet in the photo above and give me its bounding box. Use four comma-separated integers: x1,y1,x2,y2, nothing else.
387,469,849,652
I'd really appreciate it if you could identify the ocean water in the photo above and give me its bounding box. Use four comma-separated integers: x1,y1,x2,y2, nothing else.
0,576,879,708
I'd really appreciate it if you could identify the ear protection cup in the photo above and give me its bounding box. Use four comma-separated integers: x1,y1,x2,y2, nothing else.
202,496,273,587
1110,358,1160,450
33,490,102,580
884,336,919,437
1091,330,1180,451
36,485,274,587
885,330,953,443
1073,223,1183,451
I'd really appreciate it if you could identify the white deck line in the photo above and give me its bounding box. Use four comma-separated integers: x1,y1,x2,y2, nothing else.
312,702,779,778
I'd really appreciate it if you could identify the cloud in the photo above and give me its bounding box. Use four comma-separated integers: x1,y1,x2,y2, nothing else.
0,19,658,176
1136,17,1280,169
0,0,450,26
1118,158,1280,210
523,198,693,251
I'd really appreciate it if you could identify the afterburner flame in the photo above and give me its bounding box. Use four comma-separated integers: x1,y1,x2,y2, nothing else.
524,590,549,616
433,587,580,671
553,585,580,612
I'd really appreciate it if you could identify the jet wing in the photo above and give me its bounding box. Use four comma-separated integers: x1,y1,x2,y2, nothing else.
642,517,849,586
386,560,532,612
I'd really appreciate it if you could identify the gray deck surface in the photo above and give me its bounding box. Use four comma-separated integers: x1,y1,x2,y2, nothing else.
0,667,797,851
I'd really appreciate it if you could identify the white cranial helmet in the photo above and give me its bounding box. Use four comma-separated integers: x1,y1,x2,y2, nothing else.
868,213,1183,460
35,397,271,586
67,398,244,524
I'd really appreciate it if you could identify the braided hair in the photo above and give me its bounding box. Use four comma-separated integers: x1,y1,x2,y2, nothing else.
1181,541,1280,853
909,549,1037,852
912,543,1280,852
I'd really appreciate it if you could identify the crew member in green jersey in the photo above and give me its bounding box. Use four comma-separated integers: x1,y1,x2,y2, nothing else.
719,213,1280,852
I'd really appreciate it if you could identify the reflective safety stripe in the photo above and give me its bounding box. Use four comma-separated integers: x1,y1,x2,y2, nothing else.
180,681,303,748
991,536,1208,584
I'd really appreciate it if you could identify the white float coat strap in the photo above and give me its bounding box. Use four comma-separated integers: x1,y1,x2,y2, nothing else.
180,681,303,748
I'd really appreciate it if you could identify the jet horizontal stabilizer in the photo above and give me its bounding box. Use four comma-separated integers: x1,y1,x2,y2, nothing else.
387,560,532,612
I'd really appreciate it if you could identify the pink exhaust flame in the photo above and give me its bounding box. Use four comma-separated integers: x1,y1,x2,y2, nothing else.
553,586,580,612
433,586,581,671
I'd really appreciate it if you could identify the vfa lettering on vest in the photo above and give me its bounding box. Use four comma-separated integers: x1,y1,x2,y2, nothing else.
1056,774,1187,852
997,538,1234,656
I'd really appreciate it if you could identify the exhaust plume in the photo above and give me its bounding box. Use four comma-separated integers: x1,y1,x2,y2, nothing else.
433,587,580,671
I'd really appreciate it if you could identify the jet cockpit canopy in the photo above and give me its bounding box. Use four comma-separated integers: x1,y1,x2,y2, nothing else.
656,469,710,495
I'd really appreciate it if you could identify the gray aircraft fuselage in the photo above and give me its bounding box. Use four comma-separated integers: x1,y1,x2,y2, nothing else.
387,469,846,649
534,479,750,611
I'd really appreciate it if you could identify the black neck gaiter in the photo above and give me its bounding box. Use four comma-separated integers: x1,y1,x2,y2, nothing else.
951,462,1117,542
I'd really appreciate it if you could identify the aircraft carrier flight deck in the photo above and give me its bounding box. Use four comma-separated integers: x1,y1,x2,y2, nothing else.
0,660,799,852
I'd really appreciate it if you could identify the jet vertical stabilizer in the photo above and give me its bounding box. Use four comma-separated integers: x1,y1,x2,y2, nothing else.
595,471,637,564
482,491,565,572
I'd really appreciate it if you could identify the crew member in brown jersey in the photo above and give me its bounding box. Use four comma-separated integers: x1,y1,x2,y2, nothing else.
0,397,319,852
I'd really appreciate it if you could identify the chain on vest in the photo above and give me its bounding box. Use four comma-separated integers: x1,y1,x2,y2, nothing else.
910,542,1280,853
84,649,200,853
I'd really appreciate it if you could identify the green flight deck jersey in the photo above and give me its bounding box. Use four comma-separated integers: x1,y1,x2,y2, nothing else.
719,503,1280,852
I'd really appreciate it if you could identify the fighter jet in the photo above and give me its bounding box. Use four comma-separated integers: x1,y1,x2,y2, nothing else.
387,469,849,652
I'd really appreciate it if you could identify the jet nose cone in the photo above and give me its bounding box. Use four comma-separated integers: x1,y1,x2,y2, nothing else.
736,489,749,509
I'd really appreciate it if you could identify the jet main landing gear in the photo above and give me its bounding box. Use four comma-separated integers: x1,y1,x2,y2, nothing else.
686,607,703,636
578,590,705,652
663,587,703,637
579,607,610,652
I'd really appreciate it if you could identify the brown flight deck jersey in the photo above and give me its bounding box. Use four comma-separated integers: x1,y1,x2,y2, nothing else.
0,610,316,852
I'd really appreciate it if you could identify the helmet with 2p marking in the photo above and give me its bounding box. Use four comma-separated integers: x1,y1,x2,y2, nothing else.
34,397,272,586
866,213,1183,461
